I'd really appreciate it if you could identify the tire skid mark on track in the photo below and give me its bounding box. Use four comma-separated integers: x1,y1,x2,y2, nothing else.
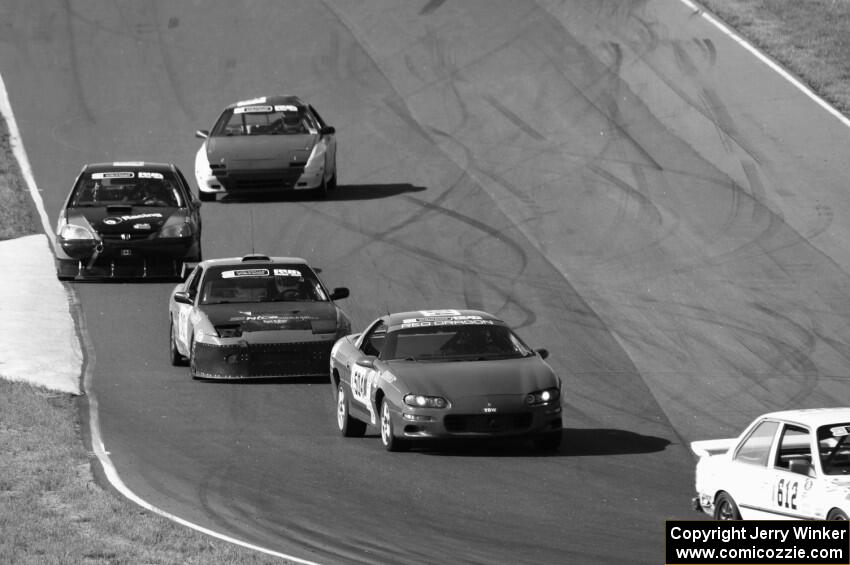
60,0,95,123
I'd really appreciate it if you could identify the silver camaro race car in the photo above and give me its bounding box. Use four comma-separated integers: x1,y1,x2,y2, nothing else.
169,254,351,379
331,309,563,451
194,95,337,200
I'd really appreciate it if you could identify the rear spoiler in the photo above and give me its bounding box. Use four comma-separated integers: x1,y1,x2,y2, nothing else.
690,438,736,458
180,261,200,280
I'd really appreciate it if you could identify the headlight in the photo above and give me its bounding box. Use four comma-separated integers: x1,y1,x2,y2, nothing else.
404,394,450,409
215,324,242,338
58,224,94,241
159,220,194,238
525,387,560,406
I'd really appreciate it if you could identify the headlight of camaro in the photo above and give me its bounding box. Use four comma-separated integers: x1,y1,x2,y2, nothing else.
525,387,560,406
404,394,450,409
58,223,94,241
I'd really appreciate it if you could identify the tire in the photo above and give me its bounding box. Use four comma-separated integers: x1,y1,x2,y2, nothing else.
532,431,562,452
328,169,337,191
713,492,741,520
199,191,215,202
169,319,187,366
828,509,849,520
380,399,409,452
337,384,366,437
56,259,78,281
314,175,328,199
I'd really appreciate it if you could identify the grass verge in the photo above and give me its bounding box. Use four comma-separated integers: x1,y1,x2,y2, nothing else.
698,0,850,116
0,381,286,564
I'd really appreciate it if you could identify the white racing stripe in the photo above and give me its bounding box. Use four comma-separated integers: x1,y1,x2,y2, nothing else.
0,72,321,565
680,0,850,129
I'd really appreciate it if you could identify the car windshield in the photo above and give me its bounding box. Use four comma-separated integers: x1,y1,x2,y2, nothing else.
382,324,533,361
211,104,316,136
818,423,850,475
199,265,327,305
70,171,183,207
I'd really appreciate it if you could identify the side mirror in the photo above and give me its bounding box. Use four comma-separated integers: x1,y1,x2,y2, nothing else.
356,357,376,370
320,126,336,136
535,348,549,360
195,129,210,139
330,287,349,300
788,459,814,477
173,291,193,305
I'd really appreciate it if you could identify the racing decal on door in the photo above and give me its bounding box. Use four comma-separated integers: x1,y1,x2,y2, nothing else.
776,478,799,511
351,364,377,424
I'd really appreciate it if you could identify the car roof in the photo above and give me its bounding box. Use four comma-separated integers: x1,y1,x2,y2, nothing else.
223,95,306,111
197,255,311,269
759,407,850,428
82,162,177,174
385,309,505,328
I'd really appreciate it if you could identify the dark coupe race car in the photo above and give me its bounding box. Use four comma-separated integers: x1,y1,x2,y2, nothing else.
194,95,337,200
331,309,563,451
169,254,351,379
55,162,202,280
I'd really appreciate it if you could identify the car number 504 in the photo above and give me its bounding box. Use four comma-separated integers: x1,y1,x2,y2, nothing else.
352,368,372,404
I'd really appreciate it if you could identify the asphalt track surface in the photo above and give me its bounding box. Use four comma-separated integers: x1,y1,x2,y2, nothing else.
5,1,850,563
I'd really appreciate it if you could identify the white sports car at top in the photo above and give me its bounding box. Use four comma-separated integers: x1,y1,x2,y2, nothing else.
692,408,850,520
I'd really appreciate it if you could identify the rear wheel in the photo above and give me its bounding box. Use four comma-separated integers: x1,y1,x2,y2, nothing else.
828,509,849,520
337,384,366,437
380,399,409,452
714,492,741,520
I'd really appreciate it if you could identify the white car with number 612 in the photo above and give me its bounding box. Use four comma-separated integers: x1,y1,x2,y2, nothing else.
692,408,850,520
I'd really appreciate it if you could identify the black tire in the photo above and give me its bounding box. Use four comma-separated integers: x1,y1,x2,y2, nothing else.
828,509,849,520
713,492,741,520
199,191,215,202
328,169,337,191
337,384,366,437
169,319,187,366
380,399,409,452
314,175,328,199
532,431,562,452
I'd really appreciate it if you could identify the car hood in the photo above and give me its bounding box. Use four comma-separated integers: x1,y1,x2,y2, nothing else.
206,135,317,163
383,357,557,397
199,301,338,332
67,206,175,236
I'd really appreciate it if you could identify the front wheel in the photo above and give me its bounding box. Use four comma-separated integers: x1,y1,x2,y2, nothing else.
714,492,741,520
380,399,409,452
199,191,215,202
337,384,366,437
828,509,849,520
169,319,187,366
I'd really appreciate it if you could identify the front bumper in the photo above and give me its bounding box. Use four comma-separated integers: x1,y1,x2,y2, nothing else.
56,237,198,280
395,404,563,440
192,340,334,379
202,166,324,194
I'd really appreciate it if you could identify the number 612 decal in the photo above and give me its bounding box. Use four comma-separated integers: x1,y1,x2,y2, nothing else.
777,478,798,510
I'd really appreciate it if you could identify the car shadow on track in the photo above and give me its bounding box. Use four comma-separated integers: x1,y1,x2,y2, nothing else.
217,183,426,203
195,375,329,385
352,428,672,457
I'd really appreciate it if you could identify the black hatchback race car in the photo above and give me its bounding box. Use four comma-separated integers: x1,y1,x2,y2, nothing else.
55,162,202,280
